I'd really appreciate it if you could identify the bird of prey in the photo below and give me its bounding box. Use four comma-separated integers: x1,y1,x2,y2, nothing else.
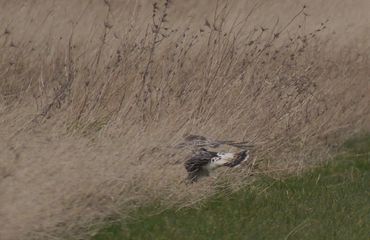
184,148,250,183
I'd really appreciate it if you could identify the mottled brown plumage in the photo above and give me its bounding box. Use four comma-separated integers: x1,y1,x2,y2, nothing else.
184,148,249,183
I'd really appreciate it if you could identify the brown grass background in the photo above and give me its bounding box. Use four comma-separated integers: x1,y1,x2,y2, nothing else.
0,0,369,239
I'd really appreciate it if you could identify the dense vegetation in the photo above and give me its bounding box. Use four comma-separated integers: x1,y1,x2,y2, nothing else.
1,1,369,239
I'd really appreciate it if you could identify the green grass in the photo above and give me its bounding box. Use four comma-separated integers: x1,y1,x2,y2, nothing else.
92,135,370,240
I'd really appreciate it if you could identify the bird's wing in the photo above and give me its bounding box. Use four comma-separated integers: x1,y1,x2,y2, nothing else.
184,155,211,172
184,148,218,171
175,135,221,149
176,134,254,150
186,167,209,183
224,150,250,167
194,148,218,158
184,155,211,184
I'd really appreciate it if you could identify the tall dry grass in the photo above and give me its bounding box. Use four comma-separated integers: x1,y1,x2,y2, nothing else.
0,0,369,239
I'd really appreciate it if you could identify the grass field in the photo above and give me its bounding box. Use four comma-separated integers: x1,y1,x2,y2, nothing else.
93,135,370,240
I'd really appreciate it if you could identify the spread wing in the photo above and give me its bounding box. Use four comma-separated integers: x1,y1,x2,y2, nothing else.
184,149,218,183
184,148,217,172
224,150,250,167
176,134,253,150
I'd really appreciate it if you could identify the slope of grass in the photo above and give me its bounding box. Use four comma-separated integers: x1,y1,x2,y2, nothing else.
93,136,370,240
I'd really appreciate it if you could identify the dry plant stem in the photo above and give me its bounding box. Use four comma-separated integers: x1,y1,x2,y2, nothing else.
140,1,171,116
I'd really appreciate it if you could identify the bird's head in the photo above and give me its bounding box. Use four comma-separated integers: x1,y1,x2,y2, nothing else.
208,152,236,169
